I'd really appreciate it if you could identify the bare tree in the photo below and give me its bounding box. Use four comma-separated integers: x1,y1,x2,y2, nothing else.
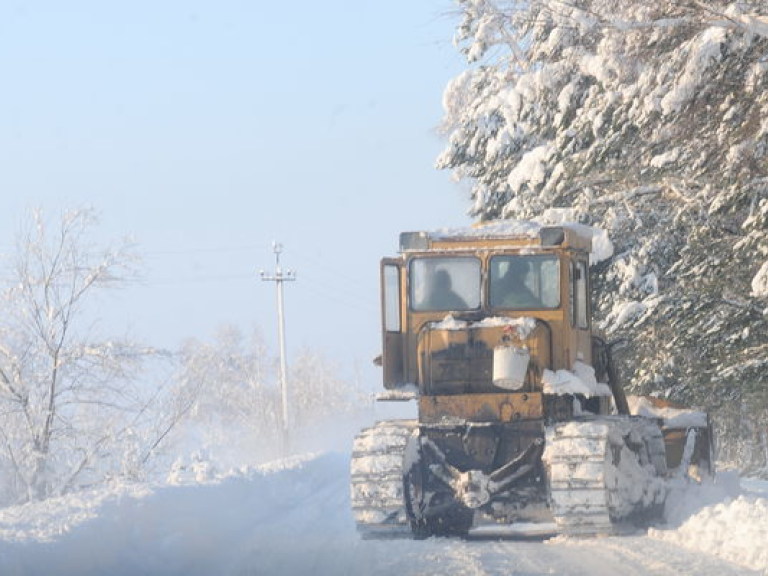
0,208,159,502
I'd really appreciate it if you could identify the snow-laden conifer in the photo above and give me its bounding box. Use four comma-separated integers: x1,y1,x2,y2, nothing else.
440,0,768,474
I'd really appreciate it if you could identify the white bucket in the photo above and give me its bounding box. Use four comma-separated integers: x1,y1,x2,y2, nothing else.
492,346,530,390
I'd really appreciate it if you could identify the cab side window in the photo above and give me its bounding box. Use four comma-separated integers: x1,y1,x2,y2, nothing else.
570,260,589,329
383,264,401,332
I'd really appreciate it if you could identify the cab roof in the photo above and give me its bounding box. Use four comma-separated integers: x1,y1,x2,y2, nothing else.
399,220,594,253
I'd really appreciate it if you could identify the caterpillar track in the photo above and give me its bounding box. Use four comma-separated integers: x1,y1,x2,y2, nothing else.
543,417,668,535
350,420,417,538
352,416,672,539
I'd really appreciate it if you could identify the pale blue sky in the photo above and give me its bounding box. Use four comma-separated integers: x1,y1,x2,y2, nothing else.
0,1,472,385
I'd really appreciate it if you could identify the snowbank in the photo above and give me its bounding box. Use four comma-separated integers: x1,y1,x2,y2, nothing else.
650,472,768,574
0,453,355,576
0,482,152,543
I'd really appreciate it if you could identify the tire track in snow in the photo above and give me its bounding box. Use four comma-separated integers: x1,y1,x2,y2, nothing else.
231,453,758,576
540,534,760,576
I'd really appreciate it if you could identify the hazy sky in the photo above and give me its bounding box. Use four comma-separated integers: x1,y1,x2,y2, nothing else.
0,1,472,387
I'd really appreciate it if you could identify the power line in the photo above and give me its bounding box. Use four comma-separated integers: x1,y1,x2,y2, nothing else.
127,273,255,286
143,244,264,258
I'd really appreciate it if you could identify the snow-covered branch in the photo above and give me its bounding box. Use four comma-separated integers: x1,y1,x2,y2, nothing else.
0,208,166,504
441,0,768,472
692,2,768,38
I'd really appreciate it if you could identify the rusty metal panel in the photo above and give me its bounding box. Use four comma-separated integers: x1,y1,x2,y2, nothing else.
419,392,543,424
418,322,552,395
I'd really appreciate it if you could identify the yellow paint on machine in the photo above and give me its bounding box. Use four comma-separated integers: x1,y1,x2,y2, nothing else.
419,392,544,424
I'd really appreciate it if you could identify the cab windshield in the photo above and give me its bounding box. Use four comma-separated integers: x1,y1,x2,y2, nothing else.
489,255,560,310
410,257,481,312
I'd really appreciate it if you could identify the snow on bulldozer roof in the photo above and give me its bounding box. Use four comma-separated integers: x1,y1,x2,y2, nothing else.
399,219,598,255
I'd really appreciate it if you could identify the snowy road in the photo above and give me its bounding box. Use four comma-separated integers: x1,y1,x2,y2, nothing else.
0,452,764,576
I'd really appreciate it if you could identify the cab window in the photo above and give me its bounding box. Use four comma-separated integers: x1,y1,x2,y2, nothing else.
410,257,481,312
490,255,560,310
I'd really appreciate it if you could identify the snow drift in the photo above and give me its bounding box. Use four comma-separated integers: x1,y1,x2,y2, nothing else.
0,450,765,575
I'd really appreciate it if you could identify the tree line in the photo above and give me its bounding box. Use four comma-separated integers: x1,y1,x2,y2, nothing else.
0,209,368,505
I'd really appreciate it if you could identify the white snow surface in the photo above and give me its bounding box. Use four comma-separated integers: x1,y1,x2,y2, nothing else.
627,395,709,428
650,482,768,572
601,299,651,334
429,213,614,265
534,208,614,264
1,430,765,575
431,314,538,339
752,259,768,297
542,360,613,398
375,384,419,401
659,27,727,116
430,219,541,240
506,144,553,194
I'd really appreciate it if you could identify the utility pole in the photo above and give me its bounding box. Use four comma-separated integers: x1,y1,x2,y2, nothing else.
259,241,296,455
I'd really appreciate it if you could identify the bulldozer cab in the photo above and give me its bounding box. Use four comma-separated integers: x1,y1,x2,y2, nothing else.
381,222,595,407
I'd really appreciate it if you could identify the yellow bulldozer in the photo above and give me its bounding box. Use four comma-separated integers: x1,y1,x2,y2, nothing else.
351,220,713,538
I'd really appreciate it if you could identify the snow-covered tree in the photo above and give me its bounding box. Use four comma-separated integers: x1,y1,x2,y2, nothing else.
0,209,165,502
439,0,768,471
171,326,369,469
171,326,281,465
289,347,369,428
